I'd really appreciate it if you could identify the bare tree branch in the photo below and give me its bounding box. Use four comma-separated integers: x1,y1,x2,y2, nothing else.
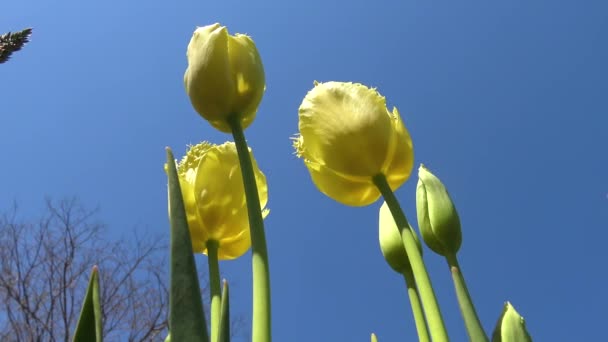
0,198,247,341
0,198,170,341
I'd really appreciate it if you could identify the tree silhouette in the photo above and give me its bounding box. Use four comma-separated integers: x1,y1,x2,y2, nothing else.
0,198,170,341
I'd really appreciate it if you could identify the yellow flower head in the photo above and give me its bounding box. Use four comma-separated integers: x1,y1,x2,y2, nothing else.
176,141,268,259
294,81,414,206
184,23,265,133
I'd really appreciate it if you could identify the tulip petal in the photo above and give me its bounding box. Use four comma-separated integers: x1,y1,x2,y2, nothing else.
185,24,234,129
304,159,380,206
194,144,248,245
227,34,265,130
383,108,414,190
179,178,210,253
298,82,393,177
216,228,251,260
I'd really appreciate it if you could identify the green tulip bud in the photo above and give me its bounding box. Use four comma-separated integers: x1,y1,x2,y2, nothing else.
379,201,422,274
416,164,462,256
491,302,532,342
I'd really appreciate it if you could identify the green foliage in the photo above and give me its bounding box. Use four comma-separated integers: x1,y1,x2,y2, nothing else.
166,148,210,342
73,266,103,342
218,281,231,342
0,28,32,64
492,302,532,342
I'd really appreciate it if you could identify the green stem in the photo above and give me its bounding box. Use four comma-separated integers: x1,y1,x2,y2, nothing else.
207,240,221,342
446,253,488,342
227,114,271,342
372,174,448,342
402,271,431,342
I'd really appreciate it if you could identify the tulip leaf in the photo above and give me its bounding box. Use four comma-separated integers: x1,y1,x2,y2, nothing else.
218,280,231,342
166,148,209,342
73,266,102,342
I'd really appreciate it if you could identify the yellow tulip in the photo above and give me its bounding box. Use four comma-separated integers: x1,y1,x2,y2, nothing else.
184,23,265,133
176,141,268,259
294,81,414,206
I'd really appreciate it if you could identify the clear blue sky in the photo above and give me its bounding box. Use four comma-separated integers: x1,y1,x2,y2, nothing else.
2,1,607,341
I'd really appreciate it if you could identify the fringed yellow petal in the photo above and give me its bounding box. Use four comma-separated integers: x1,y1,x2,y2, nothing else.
295,81,414,206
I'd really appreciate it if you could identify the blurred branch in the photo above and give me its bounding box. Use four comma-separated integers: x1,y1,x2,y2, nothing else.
0,28,32,64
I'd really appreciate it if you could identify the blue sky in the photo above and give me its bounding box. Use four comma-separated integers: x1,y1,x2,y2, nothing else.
2,0,607,340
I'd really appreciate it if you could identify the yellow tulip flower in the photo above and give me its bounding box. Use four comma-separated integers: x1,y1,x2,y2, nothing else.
294,81,414,206
176,141,268,259
184,23,265,133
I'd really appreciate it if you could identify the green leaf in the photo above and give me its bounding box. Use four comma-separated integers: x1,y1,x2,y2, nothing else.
166,148,209,342
73,266,102,342
218,280,231,342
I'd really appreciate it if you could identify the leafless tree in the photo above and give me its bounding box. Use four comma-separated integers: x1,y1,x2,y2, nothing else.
0,198,170,341
0,198,248,341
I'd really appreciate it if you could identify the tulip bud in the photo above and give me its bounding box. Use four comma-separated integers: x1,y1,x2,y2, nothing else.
491,302,532,342
379,201,422,274
416,164,461,256
184,23,265,132
294,81,414,206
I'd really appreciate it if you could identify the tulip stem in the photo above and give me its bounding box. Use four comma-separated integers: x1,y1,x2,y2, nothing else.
446,253,488,342
207,240,222,342
373,174,449,342
227,114,271,342
402,271,431,342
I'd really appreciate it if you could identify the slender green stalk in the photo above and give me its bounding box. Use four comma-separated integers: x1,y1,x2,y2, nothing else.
218,280,231,342
166,148,209,342
227,114,271,342
446,253,488,342
403,271,431,342
207,240,222,342
372,174,448,342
